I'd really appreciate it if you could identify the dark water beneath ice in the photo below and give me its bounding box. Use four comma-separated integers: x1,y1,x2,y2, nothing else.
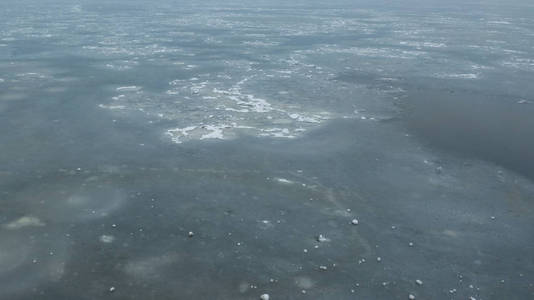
1,0,533,299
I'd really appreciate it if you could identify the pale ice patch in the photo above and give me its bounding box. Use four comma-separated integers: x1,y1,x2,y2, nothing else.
124,253,181,279
15,72,47,79
102,63,340,145
277,70,293,74
258,219,274,230
399,41,447,48
167,79,209,96
288,113,324,123
211,76,275,113
99,235,115,243
274,178,294,184
165,126,198,144
434,73,479,79
242,40,280,47
104,60,138,71
488,20,511,25
0,93,26,101
259,128,296,138
43,86,68,93
70,5,82,12
2,216,45,230
112,94,125,101
0,230,68,297
166,123,256,143
294,276,315,289
50,188,125,222
500,57,534,71
312,46,426,59
200,125,225,140
116,86,141,92
225,107,250,112
229,94,273,113
98,104,126,110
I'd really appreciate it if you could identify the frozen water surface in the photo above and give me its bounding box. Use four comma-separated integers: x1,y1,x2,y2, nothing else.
1,0,534,299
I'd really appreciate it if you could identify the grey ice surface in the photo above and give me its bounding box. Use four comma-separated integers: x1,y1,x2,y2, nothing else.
1,0,534,299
